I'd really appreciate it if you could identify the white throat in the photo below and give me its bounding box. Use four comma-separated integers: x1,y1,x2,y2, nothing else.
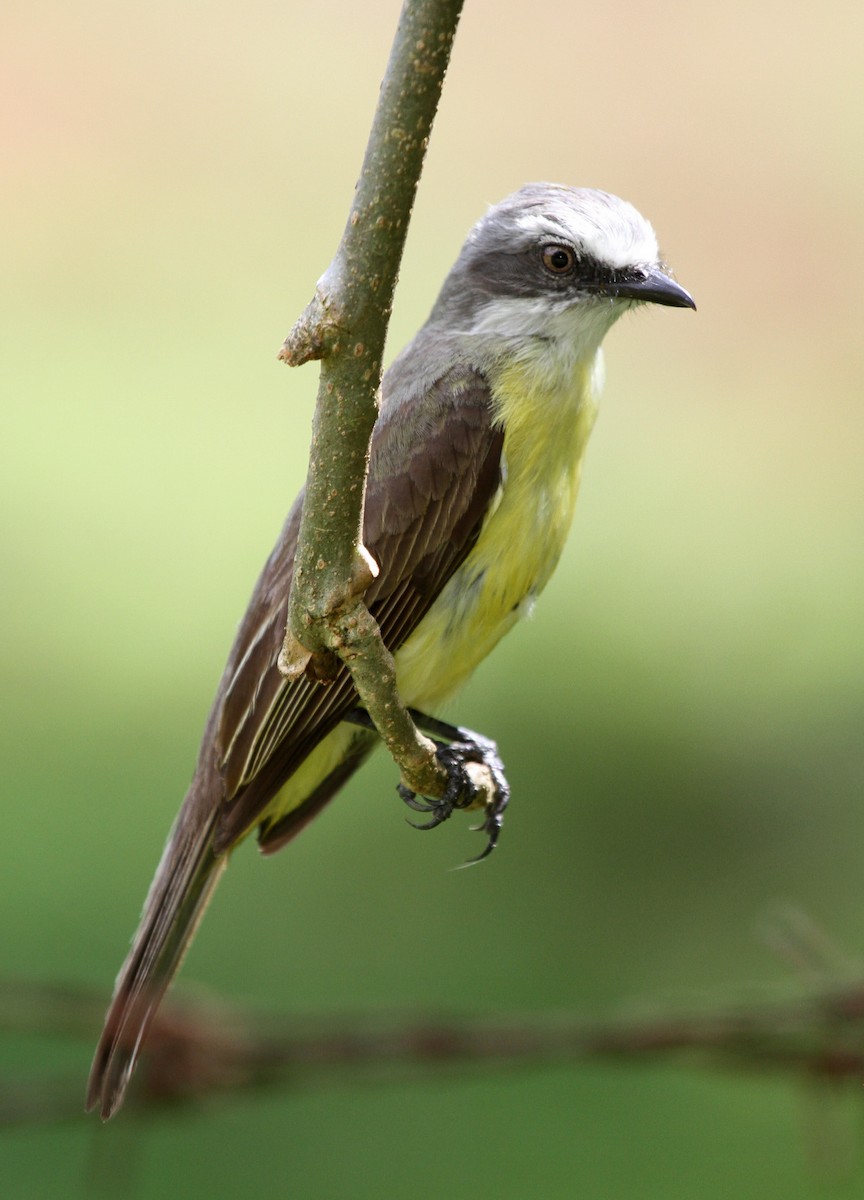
468,294,625,391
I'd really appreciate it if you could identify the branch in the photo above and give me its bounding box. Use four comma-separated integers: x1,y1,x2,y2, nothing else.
276,0,467,802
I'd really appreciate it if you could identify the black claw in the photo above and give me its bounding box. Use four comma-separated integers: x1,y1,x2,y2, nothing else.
396,718,509,862
406,813,450,832
397,784,436,815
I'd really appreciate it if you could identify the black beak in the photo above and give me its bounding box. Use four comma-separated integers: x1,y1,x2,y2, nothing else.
603,266,696,310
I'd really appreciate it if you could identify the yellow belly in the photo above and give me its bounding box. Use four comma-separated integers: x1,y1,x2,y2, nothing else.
396,354,598,710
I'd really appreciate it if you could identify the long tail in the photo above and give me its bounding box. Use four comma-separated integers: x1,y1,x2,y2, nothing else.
85,796,226,1120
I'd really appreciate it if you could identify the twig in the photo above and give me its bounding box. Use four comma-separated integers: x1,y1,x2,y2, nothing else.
5,973,864,1123
277,0,467,802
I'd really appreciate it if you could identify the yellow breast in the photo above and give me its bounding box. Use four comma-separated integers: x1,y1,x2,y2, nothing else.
395,351,600,710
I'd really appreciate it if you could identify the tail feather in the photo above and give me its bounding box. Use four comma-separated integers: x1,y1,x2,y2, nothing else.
86,802,225,1120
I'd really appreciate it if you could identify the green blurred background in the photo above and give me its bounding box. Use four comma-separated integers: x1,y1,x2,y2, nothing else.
3,0,864,1195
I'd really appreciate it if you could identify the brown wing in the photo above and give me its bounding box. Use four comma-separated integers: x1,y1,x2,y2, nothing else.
210,365,503,851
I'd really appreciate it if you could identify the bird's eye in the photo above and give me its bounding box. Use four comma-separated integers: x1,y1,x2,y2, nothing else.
541,244,575,274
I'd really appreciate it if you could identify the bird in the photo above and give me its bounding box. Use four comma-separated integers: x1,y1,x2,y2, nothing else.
86,183,695,1118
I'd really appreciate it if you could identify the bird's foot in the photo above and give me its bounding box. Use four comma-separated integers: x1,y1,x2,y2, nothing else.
398,716,509,864
342,706,509,863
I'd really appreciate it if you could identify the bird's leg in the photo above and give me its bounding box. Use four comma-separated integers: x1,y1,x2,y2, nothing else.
344,707,509,862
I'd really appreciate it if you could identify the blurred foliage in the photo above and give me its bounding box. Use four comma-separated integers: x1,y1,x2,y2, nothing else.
2,0,864,1196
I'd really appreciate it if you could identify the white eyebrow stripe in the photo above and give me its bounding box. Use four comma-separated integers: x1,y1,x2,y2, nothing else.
513,207,659,271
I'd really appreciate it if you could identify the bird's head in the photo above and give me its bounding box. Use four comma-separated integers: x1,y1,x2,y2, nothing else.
431,184,694,359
